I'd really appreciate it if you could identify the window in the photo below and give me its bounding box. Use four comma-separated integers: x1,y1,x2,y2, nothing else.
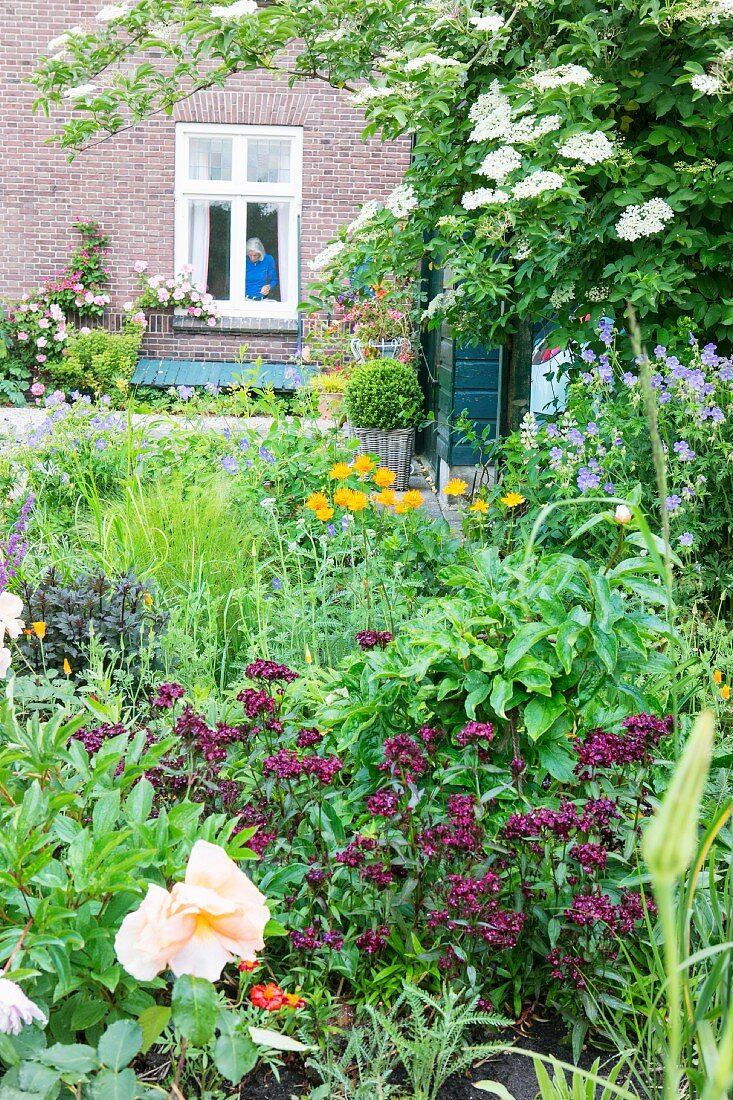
175,124,303,318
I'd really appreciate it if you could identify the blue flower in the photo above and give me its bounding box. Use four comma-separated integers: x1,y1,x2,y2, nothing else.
271,577,282,591
95,438,108,451
581,349,597,364
679,532,694,547
654,345,667,359
577,467,601,492
327,523,337,536
239,436,251,451
221,456,239,473
673,440,695,462
259,446,275,463
622,372,636,386
665,494,682,513
177,385,194,400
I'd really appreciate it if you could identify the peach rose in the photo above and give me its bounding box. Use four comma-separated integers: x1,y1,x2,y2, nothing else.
115,841,270,982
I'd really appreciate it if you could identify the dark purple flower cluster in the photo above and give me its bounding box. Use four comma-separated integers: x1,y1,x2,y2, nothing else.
416,794,485,857
355,630,393,650
504,800,581,841
575,713,673,775
366,789,400,817
570,843,607,873
335,834,379,868
580,798,620,832
445,872,501,914
431,873,526,948
73,721,126,754
245,659,299,683
305,865,328,888
150,681,185,708
233,800,277,854
547,949,587,990
296,727,323,748
565,889,651,933
262,748,343,784
290,926,344,951
173,706,246,765
379,734,428,782
418,725,444,749
355,926,390,954
236,687,276,717
456,721,495,748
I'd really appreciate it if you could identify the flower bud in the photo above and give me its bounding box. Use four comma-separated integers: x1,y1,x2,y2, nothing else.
614,504,632,525
642,710,714,885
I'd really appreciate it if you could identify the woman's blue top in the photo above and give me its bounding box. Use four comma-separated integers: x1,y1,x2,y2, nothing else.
246,254,278,299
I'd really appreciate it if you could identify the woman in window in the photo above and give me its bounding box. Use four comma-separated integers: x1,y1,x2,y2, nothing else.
245,237,278,301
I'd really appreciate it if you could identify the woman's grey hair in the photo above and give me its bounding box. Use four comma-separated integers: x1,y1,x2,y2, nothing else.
246,237,265,260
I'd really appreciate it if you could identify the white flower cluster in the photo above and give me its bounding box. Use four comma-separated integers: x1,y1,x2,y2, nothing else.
470,12,505,32
512,236,532,260
350,85,395,105
558,130,615,165
95,4,128,21
468,81,560,145
615,198,674,241
422,286,464,320
587,284,610,302
512,170,564,198
63,83,98,99
384,184,418,218
461,187,510,209
47,27,83,51
520,411,539,449
210,0,258,18
346,200,380,234
480,145,522,181
308,240,345,271
404,53,464,72
549,283,575,309
532,65,593,90
691,73,723,93
315,27,349,43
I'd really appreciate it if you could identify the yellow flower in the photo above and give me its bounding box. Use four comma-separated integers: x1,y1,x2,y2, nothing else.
304,644,313,665
444,478,468,497
315,505,334,521
394,502,411,515
333,487,352,507
63,658,72,676
353,455,375,477
500,491,526,508
143,593,153,607
373,467,396,489
305,491,330,512
31,621,46,640
345,489,369,512
713,669,723,685
721,684,730,701
402,490,424,509
375,489,398,507
469,499,489,514
329,462,352,481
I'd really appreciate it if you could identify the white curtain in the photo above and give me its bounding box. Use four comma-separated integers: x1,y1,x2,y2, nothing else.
189,200,210,290
277,203,289,305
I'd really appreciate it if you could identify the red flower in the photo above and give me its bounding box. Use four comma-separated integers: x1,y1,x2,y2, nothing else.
238,960,260,973
282,992,306,1010
250,983,285,1010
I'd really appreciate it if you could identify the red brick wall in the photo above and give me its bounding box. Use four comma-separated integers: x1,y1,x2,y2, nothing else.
0,6,411,363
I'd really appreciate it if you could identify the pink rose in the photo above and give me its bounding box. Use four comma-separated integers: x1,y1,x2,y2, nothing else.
115,841,269,982
31,383,45,397
79,326,92,336
207,316,217,327
36,337,47,348
16,332,28,342
36,354,47,363
131,311,147,326
84,291,95,303
133,260,148,273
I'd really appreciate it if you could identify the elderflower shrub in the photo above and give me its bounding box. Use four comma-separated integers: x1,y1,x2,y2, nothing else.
480,319,733,600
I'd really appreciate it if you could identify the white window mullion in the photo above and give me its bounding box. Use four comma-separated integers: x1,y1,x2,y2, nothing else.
229,197,247,309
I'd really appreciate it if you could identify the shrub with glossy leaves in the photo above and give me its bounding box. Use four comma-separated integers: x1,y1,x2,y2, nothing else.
344,358,423,431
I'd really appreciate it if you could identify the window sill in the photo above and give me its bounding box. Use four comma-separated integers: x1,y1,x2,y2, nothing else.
172,314,300,335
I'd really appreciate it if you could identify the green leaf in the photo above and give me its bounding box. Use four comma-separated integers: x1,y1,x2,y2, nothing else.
213,1029,259,1084
248,1027,312,1052
489,676,513,718
474,1084,517,1099
171,975,219,1048
504,624,553,671
137,1006,171,1054
91,1068,138,1100
524,697,567,742
17,1062,60,1096
538,740,576,782
97,1021,142,1071
39,1044,98,1075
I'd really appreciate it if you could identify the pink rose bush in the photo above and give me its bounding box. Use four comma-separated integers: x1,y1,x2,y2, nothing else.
115,840,269,981
130,263,220,325
0,979,46,1035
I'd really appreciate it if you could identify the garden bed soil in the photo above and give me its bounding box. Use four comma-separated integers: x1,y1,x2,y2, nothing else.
237,1017,604,1099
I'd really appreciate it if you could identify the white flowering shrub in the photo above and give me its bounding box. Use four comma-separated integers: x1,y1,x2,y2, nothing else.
31,0,733,344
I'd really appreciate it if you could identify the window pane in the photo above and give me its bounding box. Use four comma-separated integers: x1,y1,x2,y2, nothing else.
244,202,290,304
189,137,233,181
247,139,291,183
188,199,231,300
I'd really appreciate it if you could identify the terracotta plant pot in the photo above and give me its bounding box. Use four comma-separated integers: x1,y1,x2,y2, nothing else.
317,391,345,420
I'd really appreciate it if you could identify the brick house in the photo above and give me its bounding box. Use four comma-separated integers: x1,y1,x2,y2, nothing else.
0,4,412,370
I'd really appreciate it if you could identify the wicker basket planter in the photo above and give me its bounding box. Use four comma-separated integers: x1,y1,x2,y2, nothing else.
349,425,415,491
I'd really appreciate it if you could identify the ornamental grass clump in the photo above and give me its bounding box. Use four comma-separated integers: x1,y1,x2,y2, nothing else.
344,357,423,430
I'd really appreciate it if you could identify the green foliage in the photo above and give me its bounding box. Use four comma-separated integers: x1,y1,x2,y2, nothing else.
0,358,31,407
344,357,424,430
171,976,220,1048
49,324,142,397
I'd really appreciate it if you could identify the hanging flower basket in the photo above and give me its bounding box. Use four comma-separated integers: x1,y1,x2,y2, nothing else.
349,425,415,491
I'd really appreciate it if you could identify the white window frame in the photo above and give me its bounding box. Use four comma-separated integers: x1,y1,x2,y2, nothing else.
174,122,303,319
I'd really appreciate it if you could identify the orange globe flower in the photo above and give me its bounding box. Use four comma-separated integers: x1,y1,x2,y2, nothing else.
375,488,398,507
402,490,424,509
345,489,369,512
333,487,352,507
721,684,731,701
394,502,411,515
315,505,335,521
713,669,723,685
305,491,330,512
443,478,468,497
500,491,526,508
329,462,352,480
353,455,375,477
469,499,489,514
373,467,396,488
